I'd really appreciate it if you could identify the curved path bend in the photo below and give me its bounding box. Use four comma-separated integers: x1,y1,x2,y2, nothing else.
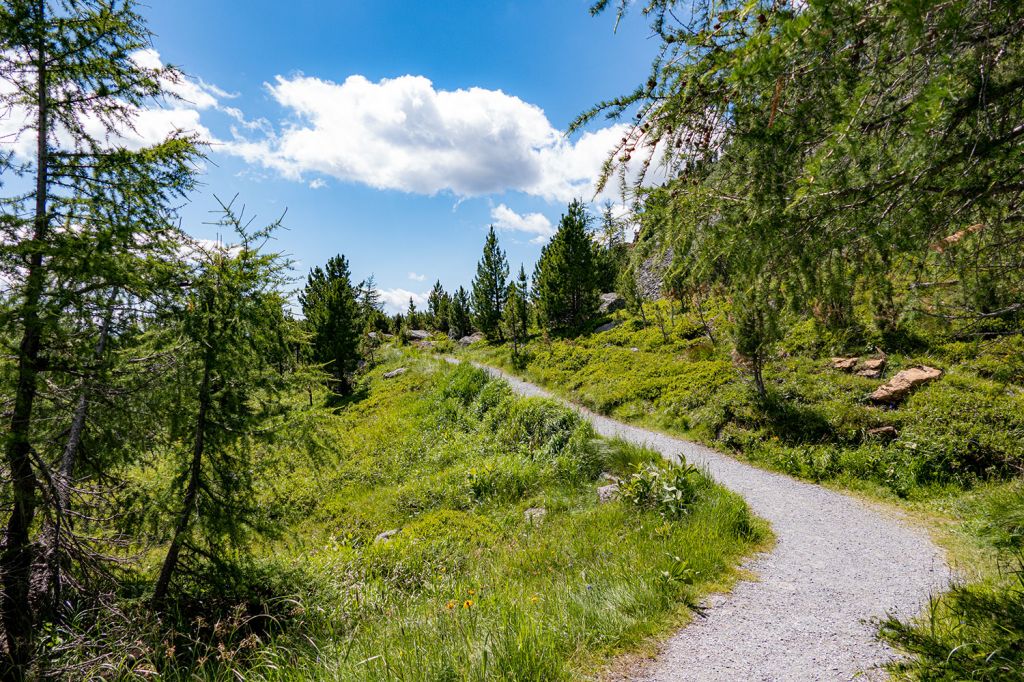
468,361,952,681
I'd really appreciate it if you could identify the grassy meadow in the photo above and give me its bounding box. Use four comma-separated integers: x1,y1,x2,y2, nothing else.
83,351,766,680
455,300,1024,679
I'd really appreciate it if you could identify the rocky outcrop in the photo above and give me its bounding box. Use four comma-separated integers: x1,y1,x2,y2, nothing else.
599,292,626,313
405,329,430,340
867,426,898,441
856,357,887,379
594,320,620,333
383,367,408,379
635,248,673,300
868,366,942,403
831,357,859,371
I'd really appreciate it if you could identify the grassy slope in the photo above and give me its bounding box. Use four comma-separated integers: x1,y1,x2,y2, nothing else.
142,350,766,680
456,305,1024,679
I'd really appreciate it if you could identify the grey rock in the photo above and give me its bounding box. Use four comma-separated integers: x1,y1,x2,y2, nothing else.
523,507,546,525
457,332,485,346
382,367,408,379
595,320,620,333
597,483,619,503
375,529,400,542
635,248,673,300
406,329,430,340
599,292,626,313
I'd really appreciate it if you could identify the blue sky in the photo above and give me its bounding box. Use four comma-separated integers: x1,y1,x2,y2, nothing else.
138,2,658,310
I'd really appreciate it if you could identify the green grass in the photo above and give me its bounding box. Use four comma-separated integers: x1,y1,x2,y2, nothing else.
66,350,765,680
457,302,1024,681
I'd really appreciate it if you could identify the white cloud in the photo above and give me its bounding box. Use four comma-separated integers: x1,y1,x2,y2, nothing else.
309,178,327,189
407,271,426,282
225,73,638,202
1,49,219,159
491,204,554,244
379,287,428,313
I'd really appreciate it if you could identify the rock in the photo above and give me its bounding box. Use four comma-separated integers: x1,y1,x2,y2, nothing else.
375,529,400,543
523,507,546,525
383,367,408,379
406,329,430,340
597,483,618,503
831,357,858,372
868,366,943,403
595,320,620,333
630,347,640,353
599,292,626,314
867,426,899,441
856,357,887,379
457,332,485,346
635,248,673,301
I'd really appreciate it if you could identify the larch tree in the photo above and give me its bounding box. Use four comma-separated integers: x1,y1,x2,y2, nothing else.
0,0,199,671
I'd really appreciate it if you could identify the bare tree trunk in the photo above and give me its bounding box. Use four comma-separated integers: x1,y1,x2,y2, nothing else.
152,328,214,608
3,7,48,674
44,304,114,613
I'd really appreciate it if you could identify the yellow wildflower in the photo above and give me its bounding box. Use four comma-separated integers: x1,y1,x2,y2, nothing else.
463,599,474,609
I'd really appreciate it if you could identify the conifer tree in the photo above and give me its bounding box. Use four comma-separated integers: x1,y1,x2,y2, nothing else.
153,203,299,607
300,255,361,396
0,1,199,668
427,280,450,332
471,227,509,339
448,286,473,340
503,268,530,357
533,201,601,333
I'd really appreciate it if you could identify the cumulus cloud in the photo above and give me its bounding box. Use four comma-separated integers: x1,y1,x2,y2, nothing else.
0,49,219,159
379,287,428,313
225,73,636,203
491,204,554,244
407,271,427,282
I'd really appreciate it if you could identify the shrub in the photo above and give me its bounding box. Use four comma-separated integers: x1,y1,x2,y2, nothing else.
619,459,708,519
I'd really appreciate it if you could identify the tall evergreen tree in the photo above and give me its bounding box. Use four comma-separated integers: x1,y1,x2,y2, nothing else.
427,280,450,332
0,1,199,669
300,255,361,396
503,268,529,356
471,227,509,339
448,286,473,340
533,201,601,332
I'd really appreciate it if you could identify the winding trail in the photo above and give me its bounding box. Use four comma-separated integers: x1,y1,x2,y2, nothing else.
465,360,952,681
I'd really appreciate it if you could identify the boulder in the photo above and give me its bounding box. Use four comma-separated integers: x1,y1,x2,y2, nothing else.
597,483,618,503
856,357,887,379
457,332,485,346
406,329,430,341
383,367,408,379
595,320,620,333
867,426,899,441
868,366,943,403
831,357,858,372
375,529,400,543
599,292,626,314
523,507,546,525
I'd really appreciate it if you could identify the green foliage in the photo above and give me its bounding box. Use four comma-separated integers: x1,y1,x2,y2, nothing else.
471,226,509,339
427,280,451,332
300,254,362,395
448,285,474,340
533,200,601,333
619,459,709,520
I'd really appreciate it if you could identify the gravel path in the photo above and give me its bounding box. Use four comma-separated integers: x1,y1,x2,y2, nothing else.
465,360,952,681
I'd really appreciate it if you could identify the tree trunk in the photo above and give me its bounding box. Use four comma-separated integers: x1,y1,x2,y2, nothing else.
44,304,114,613
152,330,214,608
2,7,48,675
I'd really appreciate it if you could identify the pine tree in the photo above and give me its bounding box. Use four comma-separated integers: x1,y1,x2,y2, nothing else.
533,201,601,333
300,255,361,396
427,280,451,332
471,227,509,339
448,286,473,340
503,268,530,357
0,1,199,668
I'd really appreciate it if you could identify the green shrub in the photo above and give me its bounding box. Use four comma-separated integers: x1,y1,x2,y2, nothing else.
619,459,709,519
